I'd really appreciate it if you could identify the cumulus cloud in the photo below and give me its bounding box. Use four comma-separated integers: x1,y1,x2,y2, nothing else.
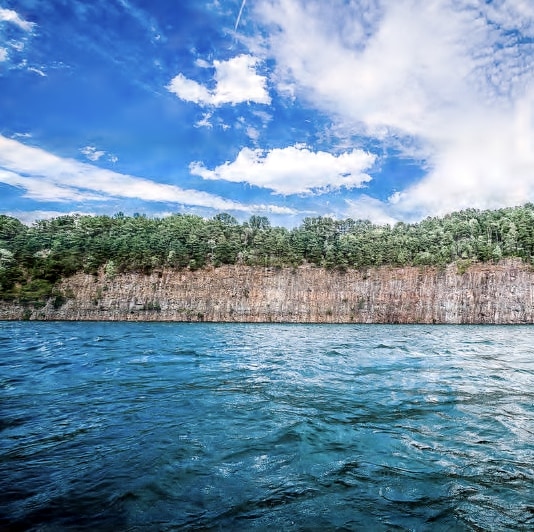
390,96,534,219
256,0,480,138
0,135,294,214
254,0,534,221
190,144,375,195
167,54,271,106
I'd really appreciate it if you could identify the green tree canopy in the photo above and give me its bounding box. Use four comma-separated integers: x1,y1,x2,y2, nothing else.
2,204,534,302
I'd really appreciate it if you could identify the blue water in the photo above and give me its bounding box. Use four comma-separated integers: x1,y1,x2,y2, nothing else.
1,322,533,531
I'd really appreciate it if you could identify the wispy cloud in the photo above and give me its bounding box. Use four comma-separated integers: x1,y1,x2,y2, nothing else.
254,0,534,221
0,8,34,32
27,66,46,77
80,146,106,162
190,144,376,195
116,0,162,43
5,210,89,226
194,112,213,129
345,196,399,226
0,6,36,71
80,145,119,164
0,135,294,214
235,0,247,31
167,54,271,106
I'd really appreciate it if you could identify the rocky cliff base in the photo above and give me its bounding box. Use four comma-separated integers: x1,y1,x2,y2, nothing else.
1,260,533,323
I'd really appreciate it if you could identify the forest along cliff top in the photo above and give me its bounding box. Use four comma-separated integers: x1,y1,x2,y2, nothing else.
0,204,533,323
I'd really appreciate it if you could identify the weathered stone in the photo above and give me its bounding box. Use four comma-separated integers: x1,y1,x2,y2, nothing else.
1,259,533,323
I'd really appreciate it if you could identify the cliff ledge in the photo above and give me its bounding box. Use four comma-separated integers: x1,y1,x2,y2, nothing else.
1,259,533,323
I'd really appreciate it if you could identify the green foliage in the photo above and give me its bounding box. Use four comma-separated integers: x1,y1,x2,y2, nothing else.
18,279,54,303
456,259,473,275
105,260,117,279
1,204,534,302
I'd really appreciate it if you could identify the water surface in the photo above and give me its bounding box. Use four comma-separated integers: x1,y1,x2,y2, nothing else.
1,322,533,530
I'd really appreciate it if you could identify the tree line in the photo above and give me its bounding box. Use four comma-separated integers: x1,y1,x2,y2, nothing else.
1,204,534,303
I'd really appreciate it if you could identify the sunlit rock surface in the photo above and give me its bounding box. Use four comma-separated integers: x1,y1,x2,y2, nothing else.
2,259,533,323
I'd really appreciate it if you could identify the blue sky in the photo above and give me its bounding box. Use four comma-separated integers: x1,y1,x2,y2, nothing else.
1,0,534,226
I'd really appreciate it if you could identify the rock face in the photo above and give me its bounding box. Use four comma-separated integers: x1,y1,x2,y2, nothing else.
1,260,534,323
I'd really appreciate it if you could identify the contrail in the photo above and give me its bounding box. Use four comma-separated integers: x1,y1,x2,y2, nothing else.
234,0,247,31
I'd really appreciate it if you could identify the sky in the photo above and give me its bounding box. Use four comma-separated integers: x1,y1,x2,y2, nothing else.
1,0,534,227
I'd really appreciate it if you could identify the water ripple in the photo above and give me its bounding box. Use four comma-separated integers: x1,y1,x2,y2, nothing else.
1,322,533,530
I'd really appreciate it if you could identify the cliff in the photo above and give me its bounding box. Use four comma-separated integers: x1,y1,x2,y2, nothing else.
1,260,533,323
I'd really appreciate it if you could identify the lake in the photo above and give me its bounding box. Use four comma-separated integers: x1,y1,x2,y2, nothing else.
1,322,533,530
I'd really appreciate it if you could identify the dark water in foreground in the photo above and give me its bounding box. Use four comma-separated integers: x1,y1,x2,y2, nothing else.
1,322,533,531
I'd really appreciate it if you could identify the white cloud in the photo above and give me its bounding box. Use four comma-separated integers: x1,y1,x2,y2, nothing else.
391,95,534,218
253,0,534,220
235,0,248,31
9,40,25,52
194,111,213,129
5,210,88,226
345,196,399,226
0,7,36,72
80,145,119,164
0,135,294,214
167,54,271,106
482,0,534,36
0,167,106,202
194,58,211,68
80,146,105,161
167,73,212,104
0,8,34,31
245,126,260,141
27,66,46,77
190,144,376,195
257,0,478,138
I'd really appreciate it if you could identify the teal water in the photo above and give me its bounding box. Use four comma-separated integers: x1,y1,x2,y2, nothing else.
1,322,533,531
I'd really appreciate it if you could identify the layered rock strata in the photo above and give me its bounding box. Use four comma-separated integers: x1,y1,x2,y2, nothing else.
1,260,533,323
